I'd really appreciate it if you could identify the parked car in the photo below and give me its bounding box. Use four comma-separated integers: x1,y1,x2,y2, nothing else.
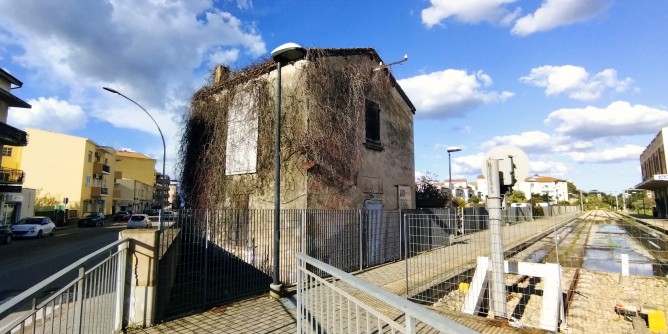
127,214,152,229
0,221,12,244
113,211,131,221
78,212,106,227
11,217,56,238
143,209,159,217
162,210,176,220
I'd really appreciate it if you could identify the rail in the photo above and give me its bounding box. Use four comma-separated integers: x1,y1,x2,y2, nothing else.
0,238,131,334
296,252,477,334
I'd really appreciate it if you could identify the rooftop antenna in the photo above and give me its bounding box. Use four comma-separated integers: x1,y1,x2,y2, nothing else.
373,54,408,71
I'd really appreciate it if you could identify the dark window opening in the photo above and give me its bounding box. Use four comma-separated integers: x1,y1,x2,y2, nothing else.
365,100,382,151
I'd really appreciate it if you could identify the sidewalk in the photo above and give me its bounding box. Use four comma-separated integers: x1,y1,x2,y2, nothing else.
130,295,298,334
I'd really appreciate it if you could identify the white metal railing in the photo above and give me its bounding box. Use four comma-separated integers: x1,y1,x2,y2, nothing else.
296,252,477,334
0,238,130,334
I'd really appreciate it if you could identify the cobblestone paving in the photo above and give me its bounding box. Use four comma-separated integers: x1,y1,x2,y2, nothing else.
128,295,298,334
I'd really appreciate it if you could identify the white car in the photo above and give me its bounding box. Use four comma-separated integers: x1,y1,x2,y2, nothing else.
127,214,152,229
11,217,56,238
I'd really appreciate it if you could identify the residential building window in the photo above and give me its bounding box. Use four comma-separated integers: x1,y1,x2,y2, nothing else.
2,147,12,157
94,177,99,187
364,100,382,151
88,151,92,162
86,175,91,186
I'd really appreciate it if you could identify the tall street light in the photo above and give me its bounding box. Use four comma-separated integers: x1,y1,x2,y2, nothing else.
446,146,462,206
103,87,167,231
270,42,306,299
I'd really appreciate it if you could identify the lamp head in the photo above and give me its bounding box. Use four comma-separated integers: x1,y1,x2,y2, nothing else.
271,42,307,64
102,87,119,94
446,146,462,153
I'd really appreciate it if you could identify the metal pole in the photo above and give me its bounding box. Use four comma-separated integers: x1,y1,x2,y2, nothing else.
103,87,166,231
448,151,452,206
486,159,506,319
580,191,583,211
271,61,283,297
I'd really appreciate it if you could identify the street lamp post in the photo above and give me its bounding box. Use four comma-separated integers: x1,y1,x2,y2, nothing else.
270,42,306,299
446,147,462,206
103,87,166,230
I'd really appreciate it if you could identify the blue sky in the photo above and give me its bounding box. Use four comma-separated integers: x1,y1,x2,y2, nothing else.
1,0,667,194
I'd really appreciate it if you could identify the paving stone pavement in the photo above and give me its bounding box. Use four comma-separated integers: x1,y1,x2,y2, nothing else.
128,295,298,334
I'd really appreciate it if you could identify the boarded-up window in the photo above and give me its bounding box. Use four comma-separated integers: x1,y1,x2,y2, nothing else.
225,90,259,175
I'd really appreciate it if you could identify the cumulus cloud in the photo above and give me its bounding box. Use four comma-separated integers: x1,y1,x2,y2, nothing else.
482,131,553,153
422,0,611,35
569,145,644,163
520,65,632,100
0,0,265,105
8,97,87,133
511,0,611,36
453,153,486,175
398,69,513,119
530,160,569,176
545,101,668,139
422,0,519,27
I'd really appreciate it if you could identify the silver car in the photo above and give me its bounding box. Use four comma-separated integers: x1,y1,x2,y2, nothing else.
127,214,152,229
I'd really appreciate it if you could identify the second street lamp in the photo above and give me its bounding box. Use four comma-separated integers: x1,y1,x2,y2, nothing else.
446,146,462,206
270,42,306,299
103,87,167,231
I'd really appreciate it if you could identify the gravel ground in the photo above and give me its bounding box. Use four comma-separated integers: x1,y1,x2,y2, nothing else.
432,269,668,333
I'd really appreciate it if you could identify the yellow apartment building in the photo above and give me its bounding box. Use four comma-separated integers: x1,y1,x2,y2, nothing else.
20,128,118,215
114,150,157,213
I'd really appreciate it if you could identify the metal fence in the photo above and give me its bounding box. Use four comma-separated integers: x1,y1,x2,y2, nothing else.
0,239,129,334
404,208,668,333
155,208,407,320
296,252,477,334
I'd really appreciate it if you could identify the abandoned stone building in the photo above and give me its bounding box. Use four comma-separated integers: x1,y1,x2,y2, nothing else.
181,48,416,211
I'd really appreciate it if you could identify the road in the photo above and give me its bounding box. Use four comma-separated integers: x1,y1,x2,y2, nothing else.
0,219,130,304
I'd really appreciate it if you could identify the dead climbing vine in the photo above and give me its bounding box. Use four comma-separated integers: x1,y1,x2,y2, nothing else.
180,48,399,209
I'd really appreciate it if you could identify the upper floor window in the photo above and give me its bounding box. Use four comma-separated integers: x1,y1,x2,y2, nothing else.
88,151,93,162
2,147,12,157
364,100,382,151
85,175,91,186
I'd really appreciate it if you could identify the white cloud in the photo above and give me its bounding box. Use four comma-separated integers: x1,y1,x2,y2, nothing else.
520,65,632,100
482,131,553,153
422,0,519,27
399,69,513,119
422,0,610,35
569,145,644,163
453,153,486,175
8,97,87,133
530,160,569,176
235,0,253,10
512,0,611,36
545,101,668,139
0,0,266,116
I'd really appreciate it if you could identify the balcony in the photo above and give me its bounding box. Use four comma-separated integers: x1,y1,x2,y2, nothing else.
91,187,109,198
0,167,24,184
93,162,111,175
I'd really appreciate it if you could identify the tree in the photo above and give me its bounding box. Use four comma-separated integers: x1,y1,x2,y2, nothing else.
35,189,61,207
415,171,446,200
468,195,480,204
508,190,526,203
454,196,467,208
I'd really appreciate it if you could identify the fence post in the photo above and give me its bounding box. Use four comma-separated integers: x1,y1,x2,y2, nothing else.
74,267,85,334
301,209,306,253
114,241,129,332
203,209,210,307
359,210,364,271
